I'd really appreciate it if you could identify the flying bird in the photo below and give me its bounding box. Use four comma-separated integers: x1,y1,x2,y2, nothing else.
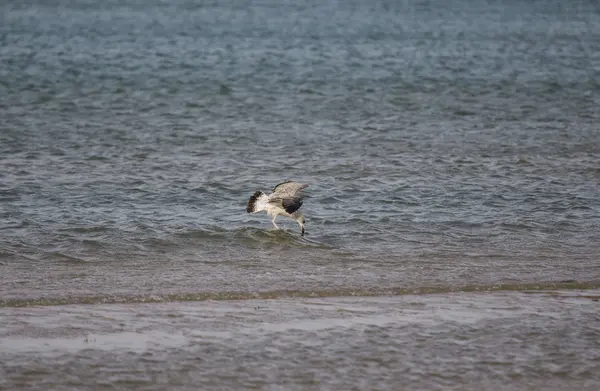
247,181,309,235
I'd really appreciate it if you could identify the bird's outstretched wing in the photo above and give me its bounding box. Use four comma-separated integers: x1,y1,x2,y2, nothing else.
272,181,309,197
269,181,309,214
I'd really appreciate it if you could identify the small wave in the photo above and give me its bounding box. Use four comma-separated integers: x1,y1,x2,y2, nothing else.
59,226,113,234
230,227,331,249
33,226,332,259
516,157,533,165
1,281,598,308
43,251,90,264
175,226,331,248
175,226,229,239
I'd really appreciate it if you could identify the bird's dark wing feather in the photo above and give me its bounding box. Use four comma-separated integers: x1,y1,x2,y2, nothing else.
268,196,304,214
282,197,303,214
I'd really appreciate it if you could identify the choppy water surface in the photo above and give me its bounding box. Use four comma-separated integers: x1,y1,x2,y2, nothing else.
1,0,599,389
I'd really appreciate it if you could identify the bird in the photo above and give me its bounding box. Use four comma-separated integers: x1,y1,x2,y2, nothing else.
246,180,309,235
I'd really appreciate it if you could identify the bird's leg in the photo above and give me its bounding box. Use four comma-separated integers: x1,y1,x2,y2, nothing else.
298,221,305,236
271,215,280,229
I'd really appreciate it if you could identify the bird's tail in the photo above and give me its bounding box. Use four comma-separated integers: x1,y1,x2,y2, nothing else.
247,190,267,213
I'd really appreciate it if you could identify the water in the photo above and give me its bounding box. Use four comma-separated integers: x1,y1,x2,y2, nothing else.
1,0,599,389
1,291,599,390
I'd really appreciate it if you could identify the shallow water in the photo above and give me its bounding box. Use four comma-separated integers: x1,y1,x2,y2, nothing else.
1,290,600,391
1,0,599,389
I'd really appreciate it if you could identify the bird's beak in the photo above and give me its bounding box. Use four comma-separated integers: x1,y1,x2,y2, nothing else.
301,226,305,236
